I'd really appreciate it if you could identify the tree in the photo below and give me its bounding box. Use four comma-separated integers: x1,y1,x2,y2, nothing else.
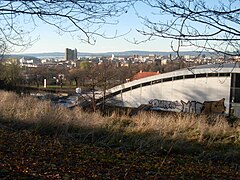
27,66,53,87
0,0,136,54
80,61,91,71
137,0,240,56
68,68,81,87
0,59,22,88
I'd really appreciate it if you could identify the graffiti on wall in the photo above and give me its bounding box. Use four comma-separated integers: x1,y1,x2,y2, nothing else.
181,100,203,114
149,99,183,111
149,98,226,114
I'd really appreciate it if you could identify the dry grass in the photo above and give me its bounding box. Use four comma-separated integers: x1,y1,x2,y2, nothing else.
0,90,239,151
128,112,237,143
0,90,103,134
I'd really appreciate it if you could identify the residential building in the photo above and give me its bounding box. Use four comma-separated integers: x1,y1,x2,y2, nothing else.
65,48,78,61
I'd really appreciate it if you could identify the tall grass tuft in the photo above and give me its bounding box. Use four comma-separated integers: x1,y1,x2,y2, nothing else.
0,90,239,150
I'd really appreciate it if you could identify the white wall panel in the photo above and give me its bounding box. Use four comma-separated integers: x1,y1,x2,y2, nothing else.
107,76,231,114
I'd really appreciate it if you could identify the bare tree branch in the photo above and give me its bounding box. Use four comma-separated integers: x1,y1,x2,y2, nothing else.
137,0,240,56
0,0,137,54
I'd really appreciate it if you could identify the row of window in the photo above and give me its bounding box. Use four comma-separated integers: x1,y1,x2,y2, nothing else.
102,72,231,101
142,72,230,88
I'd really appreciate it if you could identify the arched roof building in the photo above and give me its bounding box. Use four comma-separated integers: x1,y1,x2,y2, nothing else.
105,62,240,116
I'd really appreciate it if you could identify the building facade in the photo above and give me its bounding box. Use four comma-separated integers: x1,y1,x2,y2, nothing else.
65,48,77,61
105,63,240,117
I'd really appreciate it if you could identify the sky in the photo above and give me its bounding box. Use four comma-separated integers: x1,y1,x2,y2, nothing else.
11,0,235,54
12,1,176,54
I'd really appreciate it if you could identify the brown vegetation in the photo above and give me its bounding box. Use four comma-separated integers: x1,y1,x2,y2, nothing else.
0,90,240,178
0,90,239,149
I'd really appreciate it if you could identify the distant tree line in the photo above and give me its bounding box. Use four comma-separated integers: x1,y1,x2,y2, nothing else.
0,56,199,92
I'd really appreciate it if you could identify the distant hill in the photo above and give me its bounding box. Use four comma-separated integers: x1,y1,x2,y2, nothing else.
9,52,63,59
10,50,215,59
101,51,211,57
3,54,40,60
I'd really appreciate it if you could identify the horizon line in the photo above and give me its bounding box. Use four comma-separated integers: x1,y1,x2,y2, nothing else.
11,49,205,55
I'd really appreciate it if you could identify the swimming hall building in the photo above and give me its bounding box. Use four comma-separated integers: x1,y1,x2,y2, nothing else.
105,62,240,117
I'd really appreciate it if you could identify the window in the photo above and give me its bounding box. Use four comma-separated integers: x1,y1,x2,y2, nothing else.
132,84,141,90
162,77,172,82
207,73,218,77
122,87,131,93
196,73,207,78
152,79,162,84
219,73,230,77
142,82,151,87
230,73,240,103
173,76,183,80
185,74,195,79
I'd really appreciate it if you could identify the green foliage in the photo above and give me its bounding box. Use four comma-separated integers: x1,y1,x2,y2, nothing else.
80,61,91,71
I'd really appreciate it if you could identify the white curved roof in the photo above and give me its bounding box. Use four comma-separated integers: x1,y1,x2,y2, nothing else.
108,62,240,94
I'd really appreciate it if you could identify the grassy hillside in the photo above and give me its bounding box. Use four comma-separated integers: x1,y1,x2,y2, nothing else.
0,90,240,178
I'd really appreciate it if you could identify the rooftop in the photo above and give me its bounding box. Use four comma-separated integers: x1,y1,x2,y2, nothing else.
132,71,160,81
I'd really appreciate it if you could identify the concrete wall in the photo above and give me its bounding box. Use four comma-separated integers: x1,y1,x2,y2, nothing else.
106,76,231,114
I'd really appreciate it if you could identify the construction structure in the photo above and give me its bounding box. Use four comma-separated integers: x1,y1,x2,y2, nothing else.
104,63,240,117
